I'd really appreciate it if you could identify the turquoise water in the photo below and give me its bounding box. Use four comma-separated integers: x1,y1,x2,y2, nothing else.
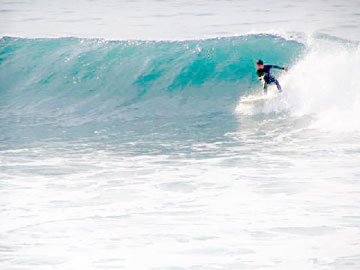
1,35,303,146
1,1,360,269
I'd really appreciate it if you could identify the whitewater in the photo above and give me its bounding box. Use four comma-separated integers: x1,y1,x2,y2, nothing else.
1,1,360,269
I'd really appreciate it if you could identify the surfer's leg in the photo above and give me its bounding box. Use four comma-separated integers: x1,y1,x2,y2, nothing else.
263,83,268,95
275,80,282,92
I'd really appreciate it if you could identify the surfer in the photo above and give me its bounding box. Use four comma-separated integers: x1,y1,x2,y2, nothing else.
256,60,288,94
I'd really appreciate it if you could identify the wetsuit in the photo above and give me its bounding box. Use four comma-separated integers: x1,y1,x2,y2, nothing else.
257,65,285,93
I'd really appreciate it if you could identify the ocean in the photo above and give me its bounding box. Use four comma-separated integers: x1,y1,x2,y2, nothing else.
1,0,360,269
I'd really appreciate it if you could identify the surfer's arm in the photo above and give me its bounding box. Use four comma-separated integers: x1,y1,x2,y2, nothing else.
256,70,262,79
256,72,264,81
268,65,288,71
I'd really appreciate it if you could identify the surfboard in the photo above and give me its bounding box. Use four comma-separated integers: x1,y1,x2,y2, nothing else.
235,90,282,114
239,95,271,105
239,92,280,105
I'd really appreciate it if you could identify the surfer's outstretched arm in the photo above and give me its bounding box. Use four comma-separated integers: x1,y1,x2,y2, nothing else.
267,65,288,71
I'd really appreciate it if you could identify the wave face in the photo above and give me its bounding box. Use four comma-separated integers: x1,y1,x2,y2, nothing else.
1,33,359,146
0,35,301,118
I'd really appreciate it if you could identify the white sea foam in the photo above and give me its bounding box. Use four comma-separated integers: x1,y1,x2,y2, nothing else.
1,139,360,269
236,34,360,133
284,37,360,132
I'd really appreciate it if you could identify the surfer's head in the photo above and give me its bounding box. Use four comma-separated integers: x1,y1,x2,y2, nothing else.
256,60,264,69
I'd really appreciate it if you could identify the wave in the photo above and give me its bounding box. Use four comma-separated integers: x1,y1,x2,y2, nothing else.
0,35,302,121
1,33,358,134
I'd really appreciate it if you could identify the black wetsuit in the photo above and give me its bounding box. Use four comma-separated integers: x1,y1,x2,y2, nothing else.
257,65,285,93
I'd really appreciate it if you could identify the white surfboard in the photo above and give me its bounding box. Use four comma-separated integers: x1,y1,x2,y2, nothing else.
239,94,272,105
236,90,282,114
239,90,281,104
